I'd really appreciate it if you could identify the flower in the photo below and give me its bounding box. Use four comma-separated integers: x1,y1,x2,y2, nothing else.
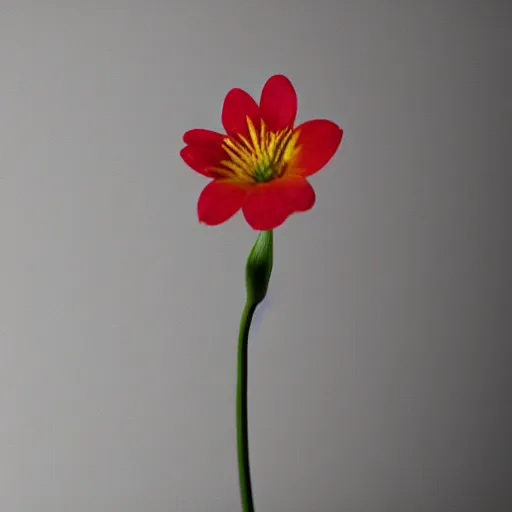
180,75,343,230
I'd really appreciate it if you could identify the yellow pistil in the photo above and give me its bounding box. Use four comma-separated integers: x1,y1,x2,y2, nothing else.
213,117,301,183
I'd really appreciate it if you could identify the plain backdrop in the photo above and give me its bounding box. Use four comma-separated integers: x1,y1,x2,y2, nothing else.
1,1,510,511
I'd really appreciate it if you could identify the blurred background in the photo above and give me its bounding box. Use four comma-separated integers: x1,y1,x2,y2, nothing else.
1,1,510,511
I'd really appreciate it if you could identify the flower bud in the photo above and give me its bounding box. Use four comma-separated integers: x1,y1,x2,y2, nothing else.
245,230,273,306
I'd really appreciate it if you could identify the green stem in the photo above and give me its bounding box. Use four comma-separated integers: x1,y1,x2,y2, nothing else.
237,301,257,512
236,229,273,512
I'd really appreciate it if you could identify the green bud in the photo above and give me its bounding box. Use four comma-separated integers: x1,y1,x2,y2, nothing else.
245,230,273,306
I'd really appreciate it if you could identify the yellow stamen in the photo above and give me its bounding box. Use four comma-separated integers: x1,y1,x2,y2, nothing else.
212,116,301,183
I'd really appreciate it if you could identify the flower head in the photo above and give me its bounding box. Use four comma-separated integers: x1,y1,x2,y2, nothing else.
180,75,343,230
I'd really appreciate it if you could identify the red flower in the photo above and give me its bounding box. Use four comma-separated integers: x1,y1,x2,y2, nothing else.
180,75,343,230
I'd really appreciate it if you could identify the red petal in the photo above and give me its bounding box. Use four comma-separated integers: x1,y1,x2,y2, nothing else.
293,120,343,176
242,177,316,230
183,129,226,145
281,177,316,212
222,88,260,139
259,75,298,132
180,143,227,177
197,180,248,225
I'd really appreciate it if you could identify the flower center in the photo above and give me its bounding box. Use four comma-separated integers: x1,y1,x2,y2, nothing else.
215,117,301,183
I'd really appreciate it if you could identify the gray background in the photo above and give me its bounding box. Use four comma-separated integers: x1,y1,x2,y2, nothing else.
1,1,510,511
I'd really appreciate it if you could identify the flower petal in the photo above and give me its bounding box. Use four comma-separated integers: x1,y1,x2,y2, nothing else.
180,143,227,177
281,176,316,212
183,129,226,145
259,75,298,132
197,180,248,225
222,88,260,139
293,120,343,176
242,177,316,230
